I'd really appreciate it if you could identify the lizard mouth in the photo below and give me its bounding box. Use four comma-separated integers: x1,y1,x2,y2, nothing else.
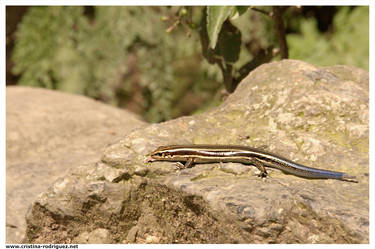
145,156,155,163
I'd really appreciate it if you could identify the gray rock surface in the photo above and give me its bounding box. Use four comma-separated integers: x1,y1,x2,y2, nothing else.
6,86,145,243
23,60,369,243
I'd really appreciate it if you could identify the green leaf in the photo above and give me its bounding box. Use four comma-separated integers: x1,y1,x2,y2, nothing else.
214,21,241,63
207,6,234,49
230,6,250,19
236,6,250,16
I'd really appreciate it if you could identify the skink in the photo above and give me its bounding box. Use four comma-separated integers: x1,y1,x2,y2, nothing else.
147,144,357,182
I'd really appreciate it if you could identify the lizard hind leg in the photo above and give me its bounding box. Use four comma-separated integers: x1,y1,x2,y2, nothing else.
249,158,268,178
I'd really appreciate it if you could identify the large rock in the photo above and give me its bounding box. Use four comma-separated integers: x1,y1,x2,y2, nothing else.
23,60,369,243
6,86,145,243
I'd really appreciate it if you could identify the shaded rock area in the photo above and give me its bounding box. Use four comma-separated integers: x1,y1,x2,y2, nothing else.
6,86,145,243
23,60,368,243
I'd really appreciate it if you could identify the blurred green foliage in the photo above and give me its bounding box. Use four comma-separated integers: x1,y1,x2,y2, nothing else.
11,6,369,122
12,7,87,91
288,6,368,70
12,6,224,122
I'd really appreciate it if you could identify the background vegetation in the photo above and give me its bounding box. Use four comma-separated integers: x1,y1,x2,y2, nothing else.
7,6,369,122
